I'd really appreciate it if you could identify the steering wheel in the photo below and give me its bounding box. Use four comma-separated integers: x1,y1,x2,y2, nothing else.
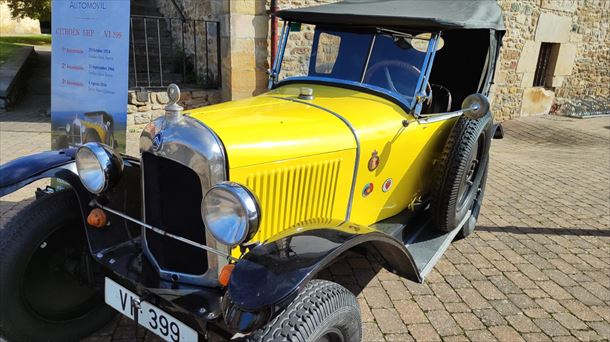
364,60,432,105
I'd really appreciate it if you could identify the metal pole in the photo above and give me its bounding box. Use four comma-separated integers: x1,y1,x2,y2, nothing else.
144,18,151,87
168,18,173,77
270,0,279,68
361,35,376,83
216,21,221,89
130,17,138,87
157,18,163,87
93,201,238,262
204,21,209,86
193,20,198,85
182,21,186,83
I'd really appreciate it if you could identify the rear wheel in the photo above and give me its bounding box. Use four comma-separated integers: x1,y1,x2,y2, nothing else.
0,191,115,341
249,280,361,342
431,113,493,236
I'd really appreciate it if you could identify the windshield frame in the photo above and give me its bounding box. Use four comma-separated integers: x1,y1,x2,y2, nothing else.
269,21,441,116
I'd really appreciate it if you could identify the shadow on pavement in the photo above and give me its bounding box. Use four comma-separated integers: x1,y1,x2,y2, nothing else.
477,225,610,237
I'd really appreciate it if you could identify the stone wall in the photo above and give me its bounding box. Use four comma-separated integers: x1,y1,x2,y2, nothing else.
154,0,221,88
156,0,270,101
270,0,608,120
493,0,609,119
270,0,338,81
224,1,270,99
555,1,609,110
127,88,220,125
155,0,608,121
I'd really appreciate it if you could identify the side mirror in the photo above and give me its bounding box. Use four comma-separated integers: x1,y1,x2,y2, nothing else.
461,93,490,120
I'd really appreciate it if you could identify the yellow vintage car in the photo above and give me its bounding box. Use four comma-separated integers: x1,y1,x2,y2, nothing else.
65,111,118,147
0,1,505,341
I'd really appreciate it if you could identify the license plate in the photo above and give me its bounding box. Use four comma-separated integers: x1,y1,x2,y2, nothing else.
105,278,198,342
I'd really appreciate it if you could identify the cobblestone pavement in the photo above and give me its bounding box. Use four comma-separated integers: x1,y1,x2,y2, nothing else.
1,108,609,341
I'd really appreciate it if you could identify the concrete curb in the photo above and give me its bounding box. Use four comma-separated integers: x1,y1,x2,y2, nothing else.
0,45,35,111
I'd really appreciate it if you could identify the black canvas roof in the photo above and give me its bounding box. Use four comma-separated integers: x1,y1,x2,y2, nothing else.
277,0,505,31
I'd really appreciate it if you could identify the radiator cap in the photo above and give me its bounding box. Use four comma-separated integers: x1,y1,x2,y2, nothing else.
165,84,184,120
299,87,314,100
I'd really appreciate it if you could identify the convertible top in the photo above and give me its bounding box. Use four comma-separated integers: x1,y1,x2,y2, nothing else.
277,0,505,31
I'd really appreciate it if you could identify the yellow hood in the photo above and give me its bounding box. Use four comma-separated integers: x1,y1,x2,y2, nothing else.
188,93,356,169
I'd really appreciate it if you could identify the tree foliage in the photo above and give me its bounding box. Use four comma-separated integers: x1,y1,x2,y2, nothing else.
0,0,51,22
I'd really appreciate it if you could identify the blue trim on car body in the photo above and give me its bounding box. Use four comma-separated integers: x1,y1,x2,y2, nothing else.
268,21,290,89
269,20,442,116
411,33,439,111
269,20,291,89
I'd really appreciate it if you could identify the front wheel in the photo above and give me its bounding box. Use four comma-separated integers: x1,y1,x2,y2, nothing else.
0,191,115,341
249,280,361,342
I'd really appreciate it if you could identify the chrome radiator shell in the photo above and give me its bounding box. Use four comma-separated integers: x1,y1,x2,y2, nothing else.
140,115,228,286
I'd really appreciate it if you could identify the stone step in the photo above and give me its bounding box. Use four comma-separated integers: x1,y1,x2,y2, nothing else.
130,28,172,40
130,25,171,40
128,72,219,88
129,71,184,82
129,51,176,66
129,77,185,88
129,53,176,65
129,37,174,52
130,18,170,29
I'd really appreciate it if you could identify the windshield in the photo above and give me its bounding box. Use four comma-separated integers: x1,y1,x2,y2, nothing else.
277,25,434,104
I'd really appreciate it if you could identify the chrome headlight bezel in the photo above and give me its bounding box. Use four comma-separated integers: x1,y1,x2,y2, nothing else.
201,182,260,247
75,142,123,194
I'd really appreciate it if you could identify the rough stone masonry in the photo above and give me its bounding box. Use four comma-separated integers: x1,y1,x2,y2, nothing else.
145,0,609,122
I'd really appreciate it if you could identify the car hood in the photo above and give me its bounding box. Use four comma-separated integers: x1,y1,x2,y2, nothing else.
188,92,356,169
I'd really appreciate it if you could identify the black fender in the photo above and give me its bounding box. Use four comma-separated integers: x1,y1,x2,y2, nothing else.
223,222,418,332
493,122,504,139
0,149,77,196
0,149,142,254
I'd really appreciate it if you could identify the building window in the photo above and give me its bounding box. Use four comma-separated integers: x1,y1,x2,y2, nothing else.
314,33,341,74
533,42,560,88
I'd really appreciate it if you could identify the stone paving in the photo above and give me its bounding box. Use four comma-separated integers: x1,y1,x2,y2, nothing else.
1,103,609,341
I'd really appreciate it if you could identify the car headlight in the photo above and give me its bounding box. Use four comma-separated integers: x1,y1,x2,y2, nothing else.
201,182,260,246
75,143,123,194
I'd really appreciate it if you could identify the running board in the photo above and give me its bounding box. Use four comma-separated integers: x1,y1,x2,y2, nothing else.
372,210,471,282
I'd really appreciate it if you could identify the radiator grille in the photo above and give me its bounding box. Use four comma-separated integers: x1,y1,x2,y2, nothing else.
245,159,342,242
142,153,208,275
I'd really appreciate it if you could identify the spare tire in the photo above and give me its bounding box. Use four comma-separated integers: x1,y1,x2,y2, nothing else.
431,113,493,236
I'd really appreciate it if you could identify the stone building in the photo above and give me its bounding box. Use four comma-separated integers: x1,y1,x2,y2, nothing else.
492,0,609,119
0,3,41,35
129,0,608,123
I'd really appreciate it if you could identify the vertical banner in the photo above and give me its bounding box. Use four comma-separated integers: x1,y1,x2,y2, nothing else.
51,0,130,153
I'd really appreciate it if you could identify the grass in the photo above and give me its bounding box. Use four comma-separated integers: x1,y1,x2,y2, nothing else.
0,42,21,65
0,34,52,46
0,34,51,65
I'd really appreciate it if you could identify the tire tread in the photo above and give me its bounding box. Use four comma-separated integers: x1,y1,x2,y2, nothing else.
431,115,492,232
250,280,360,342
0,191,115,341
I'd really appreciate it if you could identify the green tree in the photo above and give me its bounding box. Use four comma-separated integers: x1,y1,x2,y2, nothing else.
0,0,51,22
